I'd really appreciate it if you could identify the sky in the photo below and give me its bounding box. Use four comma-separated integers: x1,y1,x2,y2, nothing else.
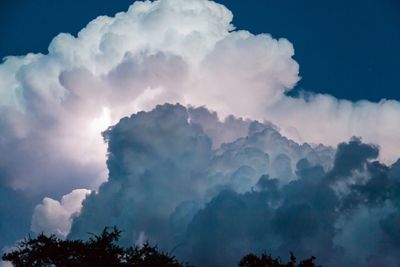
1,0,400,101
0,1,400,267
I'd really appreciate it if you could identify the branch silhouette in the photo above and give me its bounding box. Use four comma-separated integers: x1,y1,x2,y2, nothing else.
3,227,322,267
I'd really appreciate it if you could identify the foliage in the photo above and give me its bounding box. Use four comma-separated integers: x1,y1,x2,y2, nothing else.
239,252,321,267
2,227,192,267
3,227,321,267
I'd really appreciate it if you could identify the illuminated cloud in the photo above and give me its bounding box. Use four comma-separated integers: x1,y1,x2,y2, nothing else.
31,189,91,238
0,0,397,197
0,0,399,264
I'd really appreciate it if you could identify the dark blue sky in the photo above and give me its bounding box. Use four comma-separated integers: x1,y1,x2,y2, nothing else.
1,0,399,101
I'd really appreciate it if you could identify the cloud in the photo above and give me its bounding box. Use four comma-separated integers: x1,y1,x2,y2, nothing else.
177,136,400,267
0,0,399,263
0,5,299,243
266,95,400,163
65,104,400,267
0,0,397,199
31,189,91,238
68,104,335,264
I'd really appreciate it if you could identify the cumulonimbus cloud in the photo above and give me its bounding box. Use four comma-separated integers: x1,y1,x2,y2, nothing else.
0,0,397,196
66,104,400,267
0,0,399,259
67,104,334,255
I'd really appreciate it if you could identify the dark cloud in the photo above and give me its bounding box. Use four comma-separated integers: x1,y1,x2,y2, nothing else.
69,104,214,247
328,137,379,179
68,104,400,266
68,104,352,266
178,138,400,267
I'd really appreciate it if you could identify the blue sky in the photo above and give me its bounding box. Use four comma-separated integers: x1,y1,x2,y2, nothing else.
1,0,399,101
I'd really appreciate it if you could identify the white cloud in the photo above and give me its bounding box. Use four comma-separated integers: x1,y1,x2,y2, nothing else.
0,0,298,193
0,0,399,244
31,189,91,238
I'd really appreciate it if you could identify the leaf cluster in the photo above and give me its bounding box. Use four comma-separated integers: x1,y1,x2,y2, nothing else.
239,252,321,267
2,227,192,267
3,227,321,267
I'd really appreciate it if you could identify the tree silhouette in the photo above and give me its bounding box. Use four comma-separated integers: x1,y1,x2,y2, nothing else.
239,252,321,267
2,227,193,267
3,227,322,267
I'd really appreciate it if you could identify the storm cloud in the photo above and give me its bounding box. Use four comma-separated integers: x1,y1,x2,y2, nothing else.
65,104,399,267
69,104,333,243
0,0,399,266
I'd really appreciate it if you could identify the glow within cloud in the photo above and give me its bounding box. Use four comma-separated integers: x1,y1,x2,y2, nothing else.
31,189,91,238
0,0,398,195
0,0,399,263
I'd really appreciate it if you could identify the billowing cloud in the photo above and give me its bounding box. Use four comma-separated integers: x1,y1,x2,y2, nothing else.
0,0,300,250
68,104,333,240
66,104,313,263
0,0,397,199
0,0,399,265
31,189,90,238
179,138,400,267
67,105,400,267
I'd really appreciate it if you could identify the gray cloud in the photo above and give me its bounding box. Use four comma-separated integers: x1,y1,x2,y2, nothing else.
179,138,400,267
0,0,399,265
66,104,358,266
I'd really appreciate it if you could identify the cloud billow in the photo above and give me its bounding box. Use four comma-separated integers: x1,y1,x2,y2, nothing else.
0,0,399,265
181,138,400,267
68,103,332,244
0,1,299,245
65,104,400,267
